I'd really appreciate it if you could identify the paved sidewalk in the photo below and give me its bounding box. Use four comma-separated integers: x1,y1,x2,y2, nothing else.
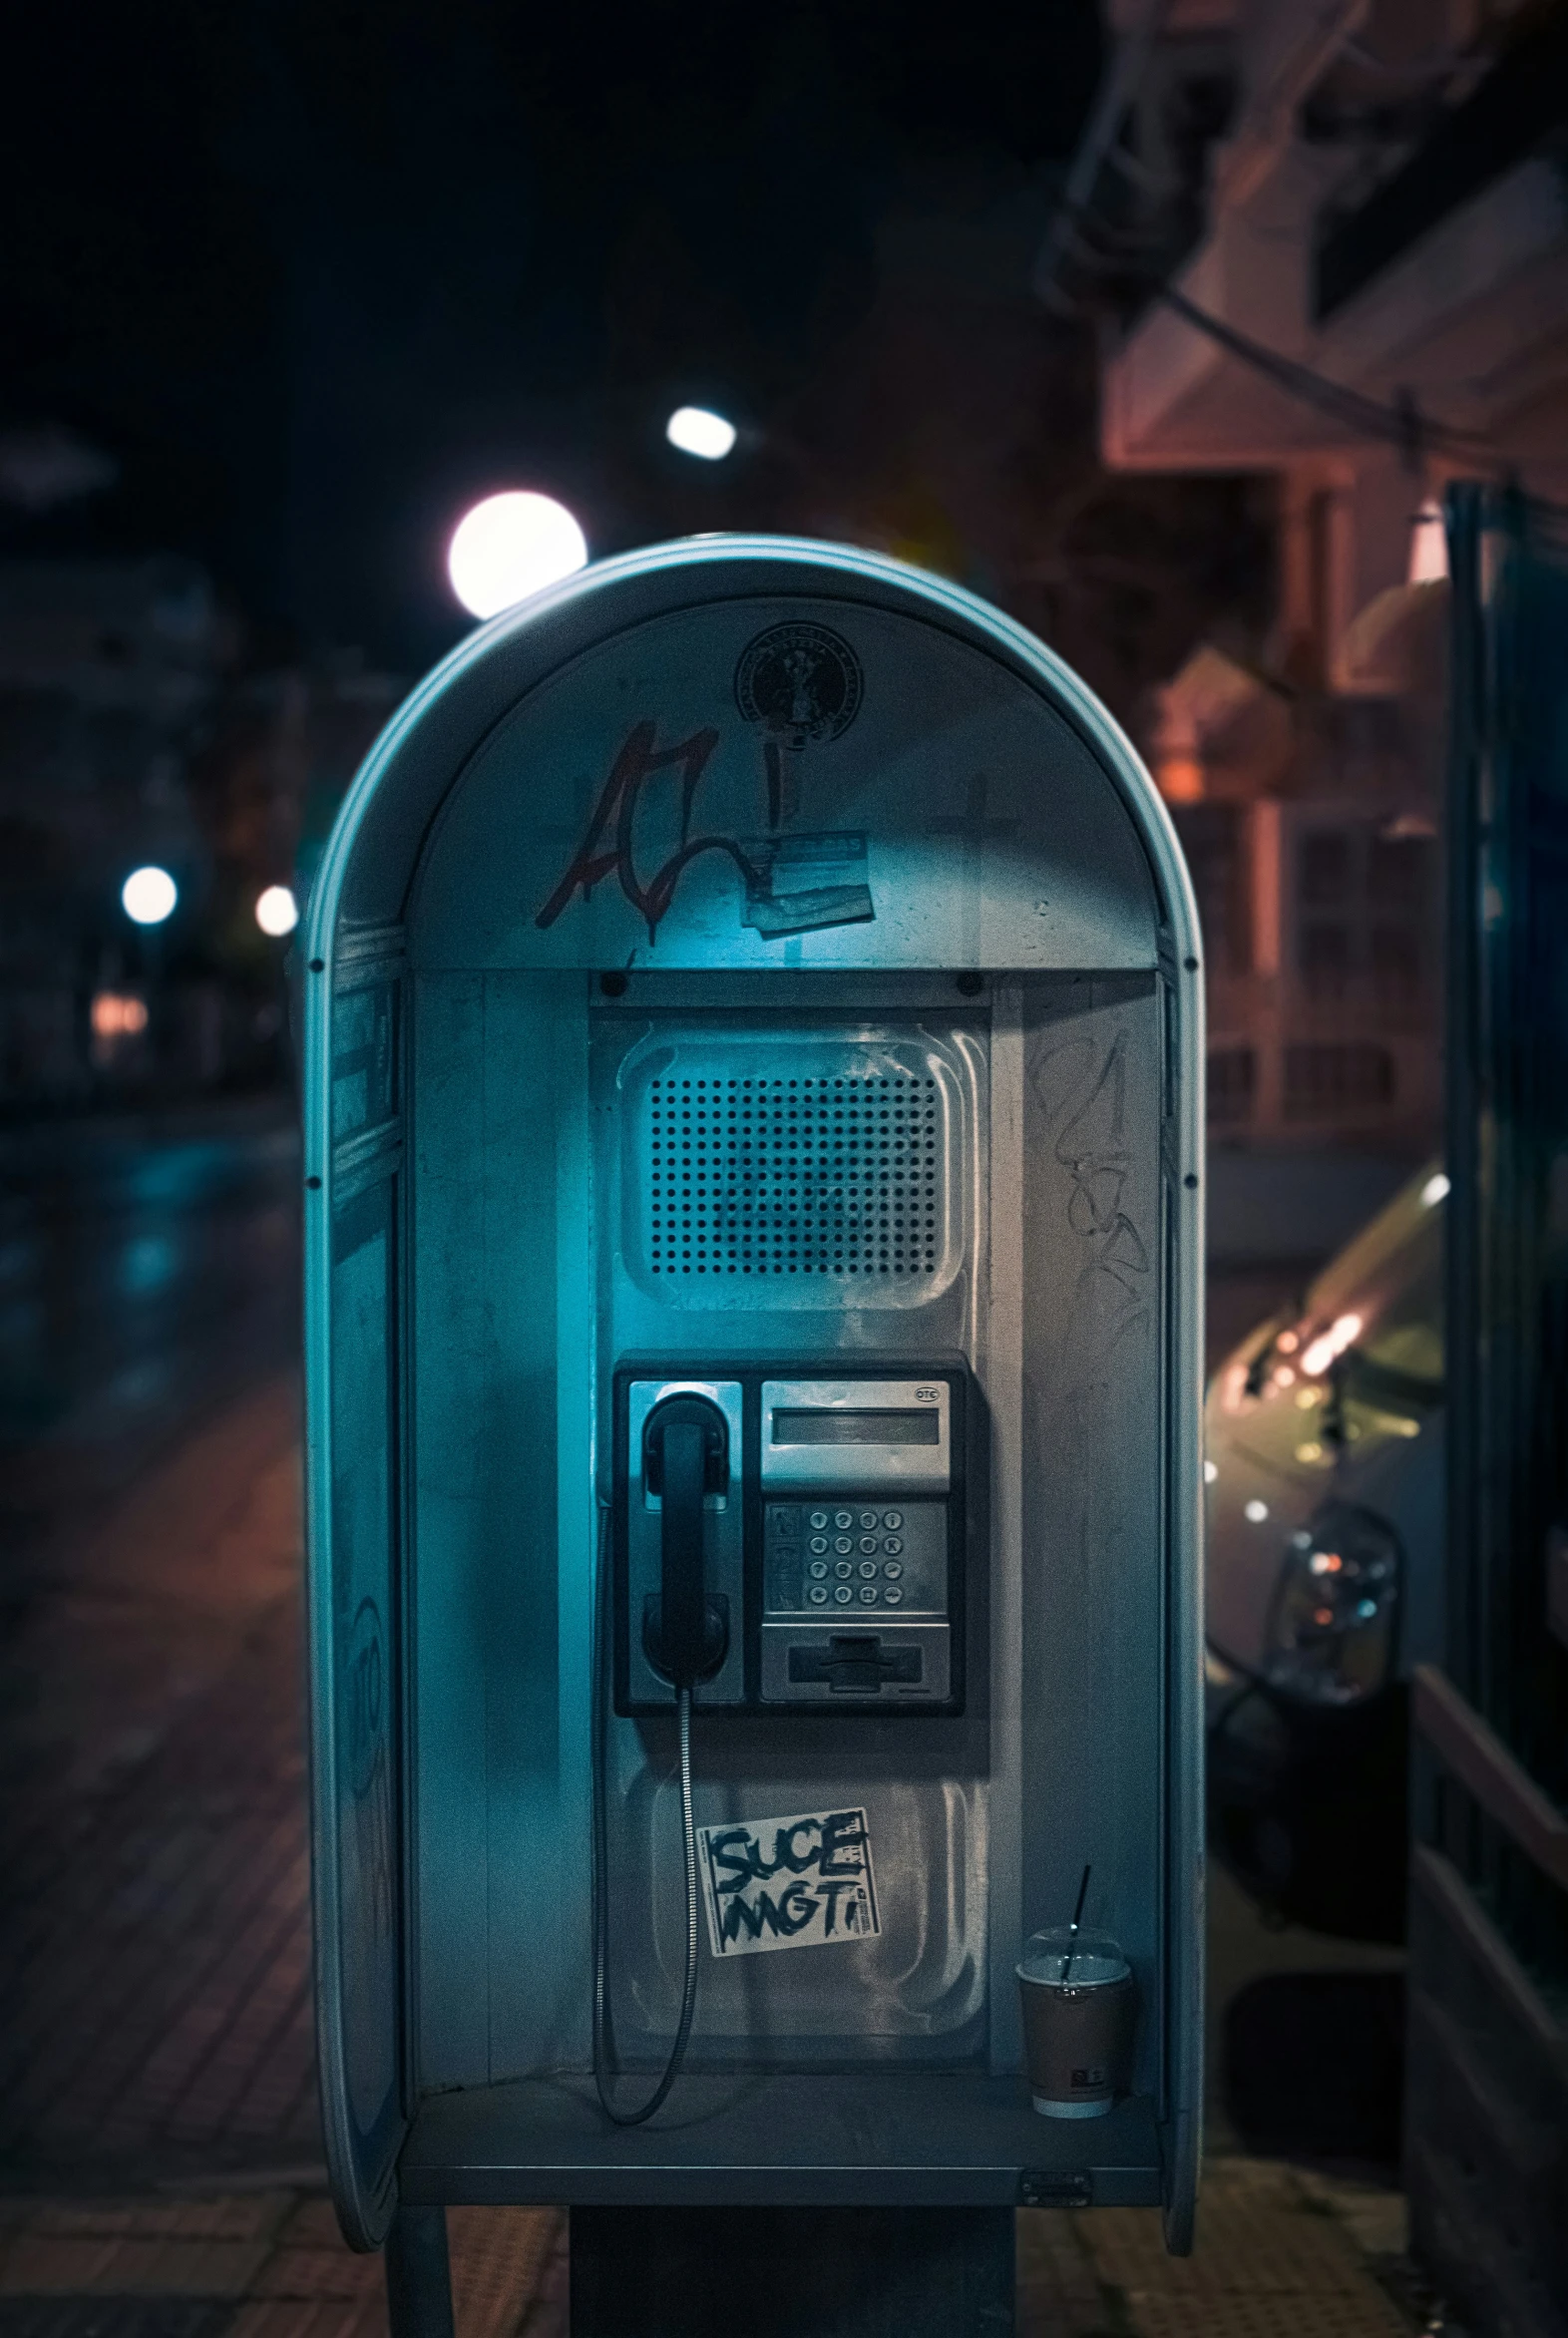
0,2190,567,2338
0,1375,317,2183
0,2161,1416,2338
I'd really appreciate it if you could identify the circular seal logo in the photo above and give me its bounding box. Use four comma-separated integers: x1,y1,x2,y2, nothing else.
734,621,863,749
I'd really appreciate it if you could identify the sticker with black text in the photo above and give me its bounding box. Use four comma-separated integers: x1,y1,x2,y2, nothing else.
697,1806,880,1957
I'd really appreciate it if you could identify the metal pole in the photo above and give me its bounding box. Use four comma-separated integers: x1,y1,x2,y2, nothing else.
385,2204,455,2338
571,2206,1013,2338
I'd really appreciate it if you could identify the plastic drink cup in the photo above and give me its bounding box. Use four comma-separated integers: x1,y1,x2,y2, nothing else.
1016,1927,1135,2118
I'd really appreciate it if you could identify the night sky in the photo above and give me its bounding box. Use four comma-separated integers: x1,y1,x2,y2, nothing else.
4,4,1106,670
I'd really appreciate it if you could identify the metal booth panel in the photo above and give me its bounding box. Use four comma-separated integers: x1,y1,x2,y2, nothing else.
302,538,1204,2250
302,930,411,2249
411,596,1158,978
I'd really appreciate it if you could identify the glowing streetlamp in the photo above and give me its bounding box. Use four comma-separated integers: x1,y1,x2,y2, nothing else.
122,866,178,926
255,885,298,937
447,492,588,618
665,406,737,460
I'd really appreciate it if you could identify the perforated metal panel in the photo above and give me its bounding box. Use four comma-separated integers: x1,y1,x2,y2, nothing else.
622,1035,965,1308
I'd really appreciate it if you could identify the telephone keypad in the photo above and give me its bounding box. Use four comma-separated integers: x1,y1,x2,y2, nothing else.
764,1499,948,1618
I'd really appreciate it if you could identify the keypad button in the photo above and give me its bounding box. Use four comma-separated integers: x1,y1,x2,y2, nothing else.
885,1587,904,1606
834,1585,854,1604
809,1535,829,1555
774,1544,799,1567
883,1535,903,1557
883,1561,904,1580
809,1585,829,1605
883,1510,903,1530
808,1560,829,1580
858,1560,878,1579
835,1561,854,1580
834,1536,854,1556
834,1510,854,1530
809,1510,829,1530
858,1586,878,1605
859,1535,878,1555
859,1510,879,1531
769,1505,798,1533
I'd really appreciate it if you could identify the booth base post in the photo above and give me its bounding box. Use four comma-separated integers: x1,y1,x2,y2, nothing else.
385,2204,455,2338
570,2205,1014,2337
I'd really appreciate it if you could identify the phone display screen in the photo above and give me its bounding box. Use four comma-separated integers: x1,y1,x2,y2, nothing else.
771,1409,940,1446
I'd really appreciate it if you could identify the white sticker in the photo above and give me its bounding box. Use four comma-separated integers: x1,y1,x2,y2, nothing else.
697,1806,880,1957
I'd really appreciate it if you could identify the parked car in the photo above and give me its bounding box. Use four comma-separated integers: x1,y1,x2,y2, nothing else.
1205,1163,1446,1941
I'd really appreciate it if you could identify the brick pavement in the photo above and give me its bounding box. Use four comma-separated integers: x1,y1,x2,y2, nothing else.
0,1375,317,2183
0,2163,1418,2338
0,2192,567,2338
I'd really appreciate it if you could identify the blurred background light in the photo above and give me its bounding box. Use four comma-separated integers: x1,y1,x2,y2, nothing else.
90,992,149,1039
665,406,737,461
447,492,588,617
1407,498,1448,585
255,885,298,937
122,866,178,926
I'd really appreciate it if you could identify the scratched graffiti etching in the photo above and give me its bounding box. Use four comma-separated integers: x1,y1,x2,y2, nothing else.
1032,1028,1151,1349
1025,1022,1154,1583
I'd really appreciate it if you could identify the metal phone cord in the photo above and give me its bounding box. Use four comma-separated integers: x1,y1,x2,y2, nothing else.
590,1507,701,2126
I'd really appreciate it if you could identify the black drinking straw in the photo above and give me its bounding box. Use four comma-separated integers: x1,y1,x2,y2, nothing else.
1061,1863,1092,1983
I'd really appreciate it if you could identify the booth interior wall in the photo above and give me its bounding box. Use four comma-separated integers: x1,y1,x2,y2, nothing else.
405,966,1169,2106
1018,973,1165,2103
410,970,590,2092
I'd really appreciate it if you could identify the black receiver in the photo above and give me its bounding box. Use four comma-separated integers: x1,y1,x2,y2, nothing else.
613,1366,970,1717
640,1395,731,1690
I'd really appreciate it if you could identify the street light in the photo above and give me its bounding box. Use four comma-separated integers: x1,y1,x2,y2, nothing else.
122,866,178,926
255,885,298,937
448,492,588,618
665,406,737,461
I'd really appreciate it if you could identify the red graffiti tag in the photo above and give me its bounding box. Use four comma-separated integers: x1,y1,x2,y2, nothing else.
535,719,760,943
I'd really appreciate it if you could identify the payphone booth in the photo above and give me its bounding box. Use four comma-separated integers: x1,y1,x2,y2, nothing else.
302,537,1204,2334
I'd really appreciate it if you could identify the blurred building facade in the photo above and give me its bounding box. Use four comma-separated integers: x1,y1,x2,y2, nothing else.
1050,0,1568,1153
0,557,401,1112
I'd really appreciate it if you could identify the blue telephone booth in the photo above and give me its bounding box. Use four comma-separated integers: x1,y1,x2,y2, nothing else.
301,538,1204,2330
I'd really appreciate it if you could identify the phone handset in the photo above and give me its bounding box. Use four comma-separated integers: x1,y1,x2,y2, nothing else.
641,1395,731,1690
593,1392,728,2129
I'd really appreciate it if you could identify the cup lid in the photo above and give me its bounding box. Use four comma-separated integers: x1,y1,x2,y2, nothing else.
1016,1927,1129,1987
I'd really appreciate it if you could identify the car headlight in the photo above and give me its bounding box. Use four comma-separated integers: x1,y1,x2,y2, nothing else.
1263,1502,1401,1707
